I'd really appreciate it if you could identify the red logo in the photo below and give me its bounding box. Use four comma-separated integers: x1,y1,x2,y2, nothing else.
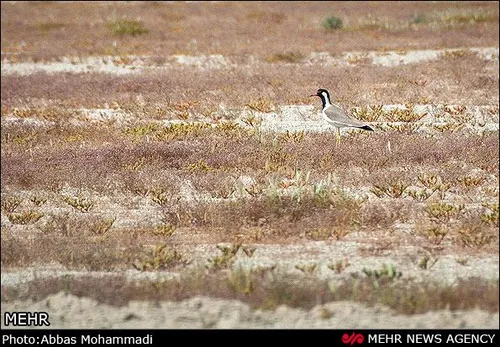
342,332,364,345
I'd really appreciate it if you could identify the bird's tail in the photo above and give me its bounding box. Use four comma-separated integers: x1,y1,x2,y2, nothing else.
359,125,374,132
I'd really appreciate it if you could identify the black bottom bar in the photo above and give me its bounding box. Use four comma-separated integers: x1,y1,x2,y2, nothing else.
1,329,498,346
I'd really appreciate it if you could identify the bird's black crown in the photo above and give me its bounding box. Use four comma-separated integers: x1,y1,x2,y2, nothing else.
316,89,329,97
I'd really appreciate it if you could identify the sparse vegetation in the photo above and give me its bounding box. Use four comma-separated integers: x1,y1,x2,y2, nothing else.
30,195,47,206
458,222,495,249
6,210,43,225
361,264,402,281
426,202,465,223
246,98,274,113
2,196,22,213
90,216,116,235
1,273,498,316
266,52,304,63
322,16,343,30
481,203,499,226
328,259,350,273
1,0,498,328
62,196,94,213
421,225,448,245
384,105,425,122
133,243,188,271
108,19,149,36
351,105,384,122
207,243,241,270
406,188,433,202
371,181,409,198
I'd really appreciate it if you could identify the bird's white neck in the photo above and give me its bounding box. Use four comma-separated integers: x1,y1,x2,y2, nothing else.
319,91,332,109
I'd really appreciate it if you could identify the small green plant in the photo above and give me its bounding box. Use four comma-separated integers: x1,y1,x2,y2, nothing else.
216,121,245,135
155,122,213,141
30,196,47,207
436,9,496,26
312,176,332,207
456,175,485,188
417,174,451,199
449,111,473,124
7,211,44,225
458,223,495,248
264,146,288,173
385,123,423,133
123,123,161,141
246,98,274,113
149,189,178,207
108,19,149,36
406,189,433,202
371,181,409,198
91,217,116,235
362,264,402,280
154,209,180,237
444,104,467,115
153,224,176,237
62,196,94,213
481,203,499,226
244,183,264,197
431,123,465,133
266,51,305,63
322,15,343,30
278,130,305,144
422,225,448,245
385,104,424,122
328,259,350,273
426,202,464,223
207,243,241,270
351,105,384,122
185,159,215,172
121,158,146,172
305,228,331,241
417,173,439,188
2,197,22,213
434,183,452,200
242,114,263,128
456,257,469,266
133,243,188,271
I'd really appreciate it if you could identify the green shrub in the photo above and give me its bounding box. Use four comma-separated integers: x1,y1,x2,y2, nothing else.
322,16,343,30
108,20,149,36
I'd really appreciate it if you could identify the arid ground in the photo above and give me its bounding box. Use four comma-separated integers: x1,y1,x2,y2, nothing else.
1,1,499,328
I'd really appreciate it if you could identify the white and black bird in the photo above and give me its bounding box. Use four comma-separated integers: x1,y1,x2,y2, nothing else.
311,88,374,144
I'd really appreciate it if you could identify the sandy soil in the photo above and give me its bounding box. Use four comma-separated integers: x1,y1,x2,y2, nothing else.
2,293,498,329
2,47,498,75
2,37,498,330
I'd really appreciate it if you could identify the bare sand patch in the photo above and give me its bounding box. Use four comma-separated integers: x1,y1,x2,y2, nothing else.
1,293,498,329
2,47,497,75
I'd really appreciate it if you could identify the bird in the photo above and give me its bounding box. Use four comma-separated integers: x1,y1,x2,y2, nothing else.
311,88,374,144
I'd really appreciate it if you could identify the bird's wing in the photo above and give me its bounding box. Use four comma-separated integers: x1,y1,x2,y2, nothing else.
324,104,367,127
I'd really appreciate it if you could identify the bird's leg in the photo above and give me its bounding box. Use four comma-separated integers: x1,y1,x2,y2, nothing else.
335,128,341,145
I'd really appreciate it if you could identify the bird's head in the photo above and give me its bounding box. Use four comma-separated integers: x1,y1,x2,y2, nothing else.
310,89,330,100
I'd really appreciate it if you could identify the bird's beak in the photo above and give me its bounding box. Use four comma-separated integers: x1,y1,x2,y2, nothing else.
310,94,317,97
